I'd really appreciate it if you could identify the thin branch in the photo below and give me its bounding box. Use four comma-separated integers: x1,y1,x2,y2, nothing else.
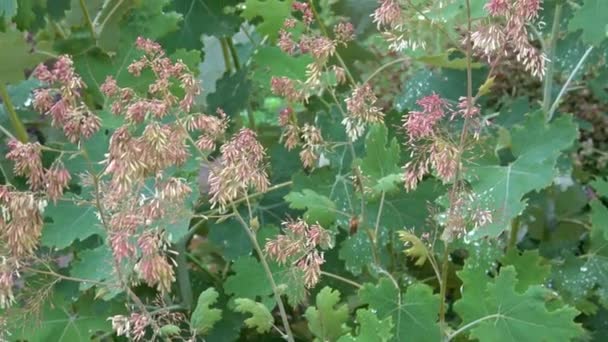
232,205,295,342
79,0,97,40
446,314,502,341
0,83,28,143
542,3,563,116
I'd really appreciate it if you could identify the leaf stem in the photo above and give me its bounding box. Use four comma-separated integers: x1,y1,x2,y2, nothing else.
78,0,97,41
548,46,594,121
0,83,28,142
320,271,362,289
232,205,295,342
542,3,562,116
446,314,502,341
174,236,194,309
226,37,240,70
364,57,409,84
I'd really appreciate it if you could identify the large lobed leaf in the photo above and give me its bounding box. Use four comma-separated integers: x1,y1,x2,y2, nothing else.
466,111,578,239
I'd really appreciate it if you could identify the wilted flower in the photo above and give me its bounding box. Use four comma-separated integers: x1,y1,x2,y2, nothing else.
6,140,44,191
334,22,355,44
45,161,71,203
372,0,402,28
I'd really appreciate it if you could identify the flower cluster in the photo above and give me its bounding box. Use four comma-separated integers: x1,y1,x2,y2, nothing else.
109,312,150,341
440,191,493,242
343,84,384,141
208,128,269,210
372,0,430,51
402,94,482,191
265,219,332,288
33,55,101,143
133,231,176,293
472,0,546,78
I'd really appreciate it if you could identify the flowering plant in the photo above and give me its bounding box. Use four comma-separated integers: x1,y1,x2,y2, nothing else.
0,0,607,341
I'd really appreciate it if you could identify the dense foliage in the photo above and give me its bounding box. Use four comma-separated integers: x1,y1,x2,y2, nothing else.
0,0,607,341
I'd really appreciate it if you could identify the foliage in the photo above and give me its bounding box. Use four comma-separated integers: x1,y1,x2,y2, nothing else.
0,0,607,341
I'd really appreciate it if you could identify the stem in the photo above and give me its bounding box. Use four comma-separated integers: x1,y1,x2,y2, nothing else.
232,205,295,342
220,38,233,74
174,237,193,309
226,37,241,70
0,83,28,142
320,271,362,288
96,0,125,38
542,3,562,116
446,314,502,341
548,46,594,121
438,246,450,328
508,216,520,250
308,0,356,85
364,57,409,84
373,191,386,252
79,0,97,40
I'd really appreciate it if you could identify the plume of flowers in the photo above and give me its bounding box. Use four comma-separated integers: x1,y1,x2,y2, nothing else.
33,55,101,143
343,84,384,141
265,218,332,288
472,0,546,78
208,129,270,210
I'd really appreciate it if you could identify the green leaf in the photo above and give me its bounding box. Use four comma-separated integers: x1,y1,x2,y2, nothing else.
568,0,608,46
161,0,242,52
591,178,608,198
356,124,401,195
234,298,274,333
337,309,393,342
0,0,17,21
284,189,337,226
466,111,578,239
501,249,551,292
338,228,388,276
251,46,312,87
69,244,121,299
304,287,350,342
454,266,583,342
191,287,223,335
41,200,103,249
591,199,608,241
206,68,252,117
0,29,53,84
224,257,273,300
160,324,181,336
241,0,294,41
359,279,441,342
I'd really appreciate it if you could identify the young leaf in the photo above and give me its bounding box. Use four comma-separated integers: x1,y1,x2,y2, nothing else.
284,189,337,226
454,266,583,342
466,111,578,239
398,231,429,266
304,287,350,342
191,288,223,335
567,0,608,46
337,309,393,342
234,298,274,334
359,279,441,342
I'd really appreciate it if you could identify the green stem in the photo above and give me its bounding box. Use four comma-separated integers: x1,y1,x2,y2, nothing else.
0,83,28,143
220,38,233,74
508,217,520,250
226,37,240,70
232,205,295,342
174,237,193,309
542,3,562,116
78,0,97,41
320,271,362,288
